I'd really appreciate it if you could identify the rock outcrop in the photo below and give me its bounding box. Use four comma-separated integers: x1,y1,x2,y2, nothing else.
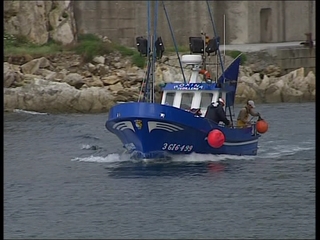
236,67,315,103
4,78,115,113
4,0,76,45
3,53,316,113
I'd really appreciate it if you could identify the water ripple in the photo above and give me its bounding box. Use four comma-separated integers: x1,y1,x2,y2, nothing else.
4,103,315,239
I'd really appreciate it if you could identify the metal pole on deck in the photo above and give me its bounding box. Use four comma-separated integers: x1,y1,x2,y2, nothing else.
223,14,226,65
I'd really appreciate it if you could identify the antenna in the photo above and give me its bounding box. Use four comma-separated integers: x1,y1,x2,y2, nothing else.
223,14,226,65
223,14,226,56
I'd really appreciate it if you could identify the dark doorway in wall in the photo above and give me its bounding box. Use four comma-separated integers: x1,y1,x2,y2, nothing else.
260,8,272,43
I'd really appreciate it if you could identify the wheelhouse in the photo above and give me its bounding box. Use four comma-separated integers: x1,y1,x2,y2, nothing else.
160,54,233,116
161,86,227,117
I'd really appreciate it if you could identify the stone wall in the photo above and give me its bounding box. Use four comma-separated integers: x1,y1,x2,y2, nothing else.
246,1,315,43
276,47,316,75
73,0,316,46
3,0,315,46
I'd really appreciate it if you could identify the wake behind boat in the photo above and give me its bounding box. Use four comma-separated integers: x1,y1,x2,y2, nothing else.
106,0,268,159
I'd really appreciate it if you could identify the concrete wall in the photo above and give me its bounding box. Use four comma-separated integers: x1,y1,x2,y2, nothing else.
74,1,225,47
74,1,138,46
276,47,316,75
246,1,282,43
73,0,316,47
222,1,249,44
245,0,316,43
283,1,316,42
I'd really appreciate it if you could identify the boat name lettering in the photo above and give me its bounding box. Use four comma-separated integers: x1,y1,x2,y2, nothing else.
173,83,203,90
162,143,193,152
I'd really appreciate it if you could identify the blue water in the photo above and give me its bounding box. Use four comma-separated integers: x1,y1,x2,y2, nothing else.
4,102,315,239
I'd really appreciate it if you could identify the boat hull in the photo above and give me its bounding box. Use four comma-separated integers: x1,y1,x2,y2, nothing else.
106,102,260,159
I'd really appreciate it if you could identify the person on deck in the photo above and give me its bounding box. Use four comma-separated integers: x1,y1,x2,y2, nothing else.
204,98,231,126
237,100,260,128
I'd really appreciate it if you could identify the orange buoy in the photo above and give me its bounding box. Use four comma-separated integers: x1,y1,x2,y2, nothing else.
207,129,225,148
199,69,211,80
256,119,269,134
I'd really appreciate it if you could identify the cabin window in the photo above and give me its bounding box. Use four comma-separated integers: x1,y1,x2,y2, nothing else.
200,92,213,109
180,92,194,109
164,92,175,105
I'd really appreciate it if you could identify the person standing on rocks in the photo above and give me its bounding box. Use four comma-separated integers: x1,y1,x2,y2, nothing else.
236,100,260,128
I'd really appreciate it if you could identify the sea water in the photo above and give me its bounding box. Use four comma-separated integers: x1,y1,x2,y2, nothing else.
4,102,315,239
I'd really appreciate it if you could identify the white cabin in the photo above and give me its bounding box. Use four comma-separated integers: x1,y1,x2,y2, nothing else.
160,54,227,116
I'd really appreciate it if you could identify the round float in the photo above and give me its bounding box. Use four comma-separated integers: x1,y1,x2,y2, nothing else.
207,129,225,148
256,119,269,134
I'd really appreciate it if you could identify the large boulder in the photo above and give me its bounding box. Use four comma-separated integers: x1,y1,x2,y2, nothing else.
4,78,115,113
4,1,48,44
4,0,76,45
48,1,77,44
305,71,316,101
4,62,24,88
21,57,53,74
281,86,304,102
63,73,84,89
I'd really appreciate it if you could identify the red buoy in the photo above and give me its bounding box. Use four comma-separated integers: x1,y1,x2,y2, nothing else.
207,129,225,148
256,119,269,134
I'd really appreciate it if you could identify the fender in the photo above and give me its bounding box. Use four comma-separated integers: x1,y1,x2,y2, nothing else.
199,69,211,80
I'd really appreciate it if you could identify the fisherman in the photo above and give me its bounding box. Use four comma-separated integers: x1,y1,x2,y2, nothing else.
237,100,261,128
189,108,202,117
205,98,231,126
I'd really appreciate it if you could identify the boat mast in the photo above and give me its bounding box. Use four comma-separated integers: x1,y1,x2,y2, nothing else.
150,0,159,103
144,0,152,102
223,14,226,65
140,0,158,103
205,0,225,84
161,1,187,84
206,1,235,126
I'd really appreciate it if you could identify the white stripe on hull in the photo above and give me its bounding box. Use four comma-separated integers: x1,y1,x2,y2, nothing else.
113,121,135,132
148,121,183,133
223,139,258,146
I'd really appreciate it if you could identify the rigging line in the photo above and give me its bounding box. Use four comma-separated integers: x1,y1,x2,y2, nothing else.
205,0,226,83
138,64,150,102
161,1,187,84
151,0,159,103
144,59,152,102
142,0,152,102
147,0,151,61
228,103,234,128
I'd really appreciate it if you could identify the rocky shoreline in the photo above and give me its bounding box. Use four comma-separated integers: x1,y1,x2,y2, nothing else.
4,51,316,113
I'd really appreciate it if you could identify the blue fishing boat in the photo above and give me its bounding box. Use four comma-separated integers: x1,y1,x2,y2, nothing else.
106,1,268,159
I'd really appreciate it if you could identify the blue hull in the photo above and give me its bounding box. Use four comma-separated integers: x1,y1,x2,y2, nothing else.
106,102,260,159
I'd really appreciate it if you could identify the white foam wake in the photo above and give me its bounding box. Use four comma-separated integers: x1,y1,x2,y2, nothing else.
258,145,314,159
80,144,102,150
72,142,314,164
171,152,256,162
13,109,49,115
71,153,130,163
71,152,255,164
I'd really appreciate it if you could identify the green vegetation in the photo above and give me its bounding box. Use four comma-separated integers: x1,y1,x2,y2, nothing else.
3,33,248,67
112,44,136,56
225,50,247,65
4,33,63,57
111,43,146,68
4,32,146,67
165,45,190,53
62,12,69,18
73,34,113,62
131,53,146,68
